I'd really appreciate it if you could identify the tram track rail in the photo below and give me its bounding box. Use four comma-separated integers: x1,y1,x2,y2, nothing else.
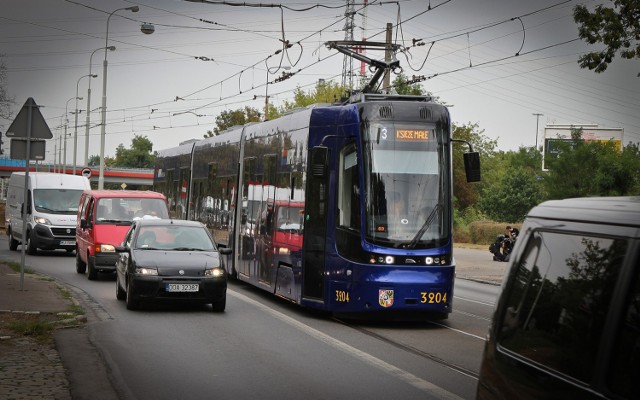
332,316,480,380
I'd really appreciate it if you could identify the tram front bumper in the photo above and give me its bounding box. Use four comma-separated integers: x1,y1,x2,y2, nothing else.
328,265,455,313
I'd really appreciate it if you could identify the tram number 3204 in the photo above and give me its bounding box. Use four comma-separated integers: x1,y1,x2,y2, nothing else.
334,290,448,304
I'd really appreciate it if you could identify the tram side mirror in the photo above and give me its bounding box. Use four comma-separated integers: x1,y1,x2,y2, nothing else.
464,152,481,182
311,146,329,178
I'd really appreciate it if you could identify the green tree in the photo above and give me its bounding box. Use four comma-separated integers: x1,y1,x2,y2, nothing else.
389,74,451,105
111,135,155,168
452,123,498,210
280,80,347,112
479,168,544,223
506,146,544,174
87,154,115,167
573,1,640,75
206,106,261,137
476,147,546,223
544,129,640,198
87,154,100,167
392,73,424,95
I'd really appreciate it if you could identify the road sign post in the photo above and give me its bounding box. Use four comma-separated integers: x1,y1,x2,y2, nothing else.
5,98,53,290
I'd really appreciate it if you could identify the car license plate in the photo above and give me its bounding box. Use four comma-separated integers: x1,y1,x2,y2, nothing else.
165,283,199,292
60,240,75,246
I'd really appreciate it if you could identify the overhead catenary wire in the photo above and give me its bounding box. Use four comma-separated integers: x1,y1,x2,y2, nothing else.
5,0,637,150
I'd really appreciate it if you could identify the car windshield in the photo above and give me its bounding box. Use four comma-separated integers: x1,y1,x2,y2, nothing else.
97,197,168,223
33,189,83,214
135,225,215,251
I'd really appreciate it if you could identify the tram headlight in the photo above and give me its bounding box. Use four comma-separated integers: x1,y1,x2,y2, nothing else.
369,255,395,264
425,255,450,265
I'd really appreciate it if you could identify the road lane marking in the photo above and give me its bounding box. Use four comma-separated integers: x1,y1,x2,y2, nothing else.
453,309,492,322
453,295,495,307
428,320,487,341
229,290,464,400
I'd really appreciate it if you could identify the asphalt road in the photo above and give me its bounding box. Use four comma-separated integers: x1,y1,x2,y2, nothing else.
2,243,501,400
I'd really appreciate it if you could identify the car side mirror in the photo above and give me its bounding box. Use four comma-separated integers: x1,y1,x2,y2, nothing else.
114,245,129,253
80,218,89,229
464,152,481,183
219,247,232,255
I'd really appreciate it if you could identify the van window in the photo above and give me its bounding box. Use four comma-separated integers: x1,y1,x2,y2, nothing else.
34,189,84,214
498,230,627,383
609,266,640,398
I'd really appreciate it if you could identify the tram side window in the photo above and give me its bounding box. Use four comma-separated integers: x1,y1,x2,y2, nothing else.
498,231,626,384
338,144,360,230
609,262,640,398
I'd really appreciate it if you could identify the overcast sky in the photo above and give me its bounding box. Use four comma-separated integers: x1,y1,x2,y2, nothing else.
1,0,638,166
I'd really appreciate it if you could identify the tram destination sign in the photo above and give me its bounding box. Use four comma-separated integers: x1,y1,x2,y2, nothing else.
395,129,429,141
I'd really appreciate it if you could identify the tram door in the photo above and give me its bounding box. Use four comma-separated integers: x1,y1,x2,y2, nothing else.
302,147,328,301
238,157,257,278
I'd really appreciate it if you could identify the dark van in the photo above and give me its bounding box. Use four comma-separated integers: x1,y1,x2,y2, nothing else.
477,196,640,399
76,190,169,280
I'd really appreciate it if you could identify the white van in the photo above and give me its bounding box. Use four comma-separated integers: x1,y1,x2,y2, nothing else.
5,172,91,255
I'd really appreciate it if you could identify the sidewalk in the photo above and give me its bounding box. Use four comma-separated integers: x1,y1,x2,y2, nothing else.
0,262,76,400
0,262,118,400
0,249,503,399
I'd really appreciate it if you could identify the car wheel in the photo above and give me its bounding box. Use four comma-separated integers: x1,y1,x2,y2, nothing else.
126,278,139,310
87,257,98,280
76,252,87,274
8,231,18,251
26,231,37,255
116,274,126,301
211,296,226,312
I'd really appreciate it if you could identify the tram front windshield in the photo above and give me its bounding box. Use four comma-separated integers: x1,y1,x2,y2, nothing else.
363,123,450,249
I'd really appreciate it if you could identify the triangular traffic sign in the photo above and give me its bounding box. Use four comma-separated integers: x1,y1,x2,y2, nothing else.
6,97,53,139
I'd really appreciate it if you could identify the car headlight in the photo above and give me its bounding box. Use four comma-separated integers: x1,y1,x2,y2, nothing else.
96,244,116,253
135,267,158,276
34,216,51,225
204,268,225,277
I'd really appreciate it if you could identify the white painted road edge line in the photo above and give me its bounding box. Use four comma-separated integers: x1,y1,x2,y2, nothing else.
228,290,464,400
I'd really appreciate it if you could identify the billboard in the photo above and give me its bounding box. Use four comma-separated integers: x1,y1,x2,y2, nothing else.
542,125,624,171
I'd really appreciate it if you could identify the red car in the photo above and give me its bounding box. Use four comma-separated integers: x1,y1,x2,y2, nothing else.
75,190,169,280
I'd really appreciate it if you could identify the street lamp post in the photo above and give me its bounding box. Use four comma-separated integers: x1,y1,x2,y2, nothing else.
74,74,96,174
85,46,114,168
98,5,140,189
64,96,81,174
57,127,63,172
533,113,543,150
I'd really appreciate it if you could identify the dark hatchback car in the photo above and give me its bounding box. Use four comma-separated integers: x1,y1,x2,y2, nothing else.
115,219,232,311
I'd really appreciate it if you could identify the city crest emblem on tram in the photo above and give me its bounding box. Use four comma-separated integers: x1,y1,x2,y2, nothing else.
379,289,394,308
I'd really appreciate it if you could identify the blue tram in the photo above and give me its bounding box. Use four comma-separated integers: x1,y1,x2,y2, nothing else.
154,93,480,317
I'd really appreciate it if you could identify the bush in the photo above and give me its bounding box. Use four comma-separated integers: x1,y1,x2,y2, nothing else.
453,207,491,243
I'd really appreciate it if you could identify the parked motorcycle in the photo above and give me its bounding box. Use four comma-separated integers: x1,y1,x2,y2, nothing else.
489,234,515,262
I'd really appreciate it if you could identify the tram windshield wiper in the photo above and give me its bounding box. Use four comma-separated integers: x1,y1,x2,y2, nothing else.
407,203,441,249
